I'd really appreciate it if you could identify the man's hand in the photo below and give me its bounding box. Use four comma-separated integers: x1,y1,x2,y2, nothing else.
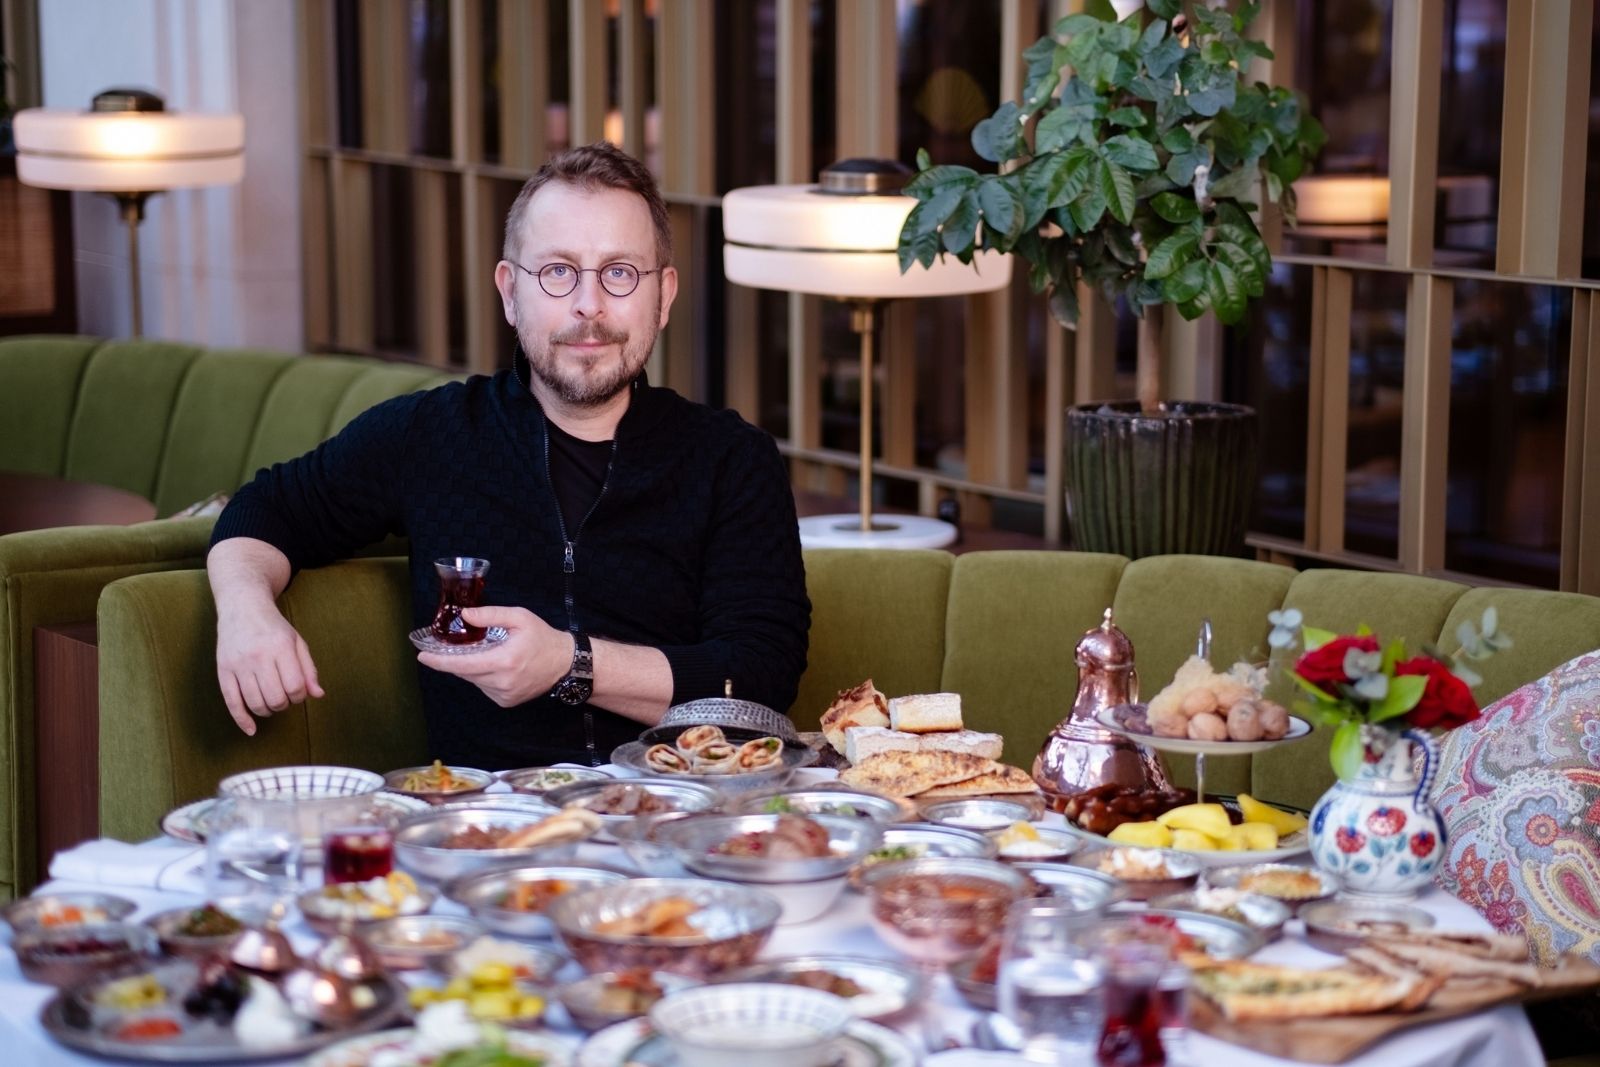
417,606,574,707
215,606,325,735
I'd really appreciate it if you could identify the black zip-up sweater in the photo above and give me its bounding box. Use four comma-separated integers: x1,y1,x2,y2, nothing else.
209,354,811,768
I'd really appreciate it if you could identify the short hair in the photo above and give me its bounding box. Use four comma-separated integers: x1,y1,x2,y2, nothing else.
502,142,672,267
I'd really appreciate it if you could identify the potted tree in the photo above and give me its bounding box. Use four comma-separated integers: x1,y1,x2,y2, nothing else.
898,0,1324,557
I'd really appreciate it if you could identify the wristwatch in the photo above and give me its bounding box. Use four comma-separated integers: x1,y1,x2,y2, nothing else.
549,630,594,705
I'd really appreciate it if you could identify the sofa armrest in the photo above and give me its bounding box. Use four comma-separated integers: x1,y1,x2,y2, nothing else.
97,557,429,843
0,516,214,895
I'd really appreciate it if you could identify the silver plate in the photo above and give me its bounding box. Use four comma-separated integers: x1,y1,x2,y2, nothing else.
1008,861,1124,910
545,778,724,841
443,863,631,939
2,892,137,934
918,797,1038,833
722,955,924,1022
848,823,998,889
656,813,883,884
160,792,429,852
39,959,407,1062
1119,906,1266,959
310,1027,575,1067
500,765,616,795
652,698,797,741
1095,704,1313,755
575,1016,916,1067
729,788,916,824
406,625,509,655
1052,795,1312,868
393,806,593,882
610,740,815,796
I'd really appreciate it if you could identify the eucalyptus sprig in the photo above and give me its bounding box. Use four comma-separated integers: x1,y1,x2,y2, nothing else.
897,0,1324,336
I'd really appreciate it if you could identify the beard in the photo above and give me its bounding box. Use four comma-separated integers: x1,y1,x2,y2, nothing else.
519,291,662,408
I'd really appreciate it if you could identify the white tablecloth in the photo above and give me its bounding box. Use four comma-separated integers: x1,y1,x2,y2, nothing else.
0,769,1544,1067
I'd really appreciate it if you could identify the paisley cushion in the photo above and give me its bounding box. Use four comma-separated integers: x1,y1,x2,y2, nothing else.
1432,649,1600,965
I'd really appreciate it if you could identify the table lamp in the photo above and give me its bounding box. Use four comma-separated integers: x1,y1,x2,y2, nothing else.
723,159,1012,549
14,88,245,337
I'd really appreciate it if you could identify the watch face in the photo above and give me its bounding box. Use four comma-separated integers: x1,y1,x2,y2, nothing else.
554,677,593,705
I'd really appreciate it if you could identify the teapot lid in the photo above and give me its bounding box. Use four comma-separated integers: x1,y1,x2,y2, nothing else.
1076,607,1135,669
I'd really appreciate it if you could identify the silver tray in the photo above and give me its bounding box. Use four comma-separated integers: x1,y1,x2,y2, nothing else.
1112,906,1266,959
39,959,407,1062
160,792,429,853
651,698,798,742
609,741,815,795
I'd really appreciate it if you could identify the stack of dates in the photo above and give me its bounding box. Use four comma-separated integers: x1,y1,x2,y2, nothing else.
1059,783,1197,836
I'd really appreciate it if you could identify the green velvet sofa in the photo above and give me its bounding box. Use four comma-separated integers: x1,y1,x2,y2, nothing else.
0,335,455,897
94,549,1600,847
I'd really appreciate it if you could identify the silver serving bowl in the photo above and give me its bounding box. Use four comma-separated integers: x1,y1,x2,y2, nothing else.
609,740,815,796
557,969,700,1032
142,904,252,959
1124,907,1266,959
393,806,592,882
723,955,924,1022
1150,889,1291,940
609,811,703,876
730,788,915,824
655,813,883,925
918,798,1040,833
1009,860,1124,911
1,892,136,934
544,778,722,842
1073,846,1203,901
433,793,560,817
859,856,1033,965
297,881,437,935
1300,898,1437,955
14,921,157,988
991,825,1082,864
499,765,615,796
382,765,495,805
1201,863,1340,913
362,914,486,970
548,877,783,979
444,863,631,939
848,823,999,889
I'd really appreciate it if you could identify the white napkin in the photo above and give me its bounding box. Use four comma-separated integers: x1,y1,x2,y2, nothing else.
48,839,207,894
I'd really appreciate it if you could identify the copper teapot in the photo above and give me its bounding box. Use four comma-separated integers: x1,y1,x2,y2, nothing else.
1031,607,1172,807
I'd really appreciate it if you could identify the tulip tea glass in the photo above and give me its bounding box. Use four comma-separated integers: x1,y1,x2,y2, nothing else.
1082,917,1187,1067
431,557,490,643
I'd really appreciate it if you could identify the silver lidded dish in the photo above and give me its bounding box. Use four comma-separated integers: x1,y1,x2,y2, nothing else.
543,777,722,842
443,862,631,939
650,693,799,742
381,764,495,806
499,765,614,796
548,876,783,979
609,736,816,796
393,805,595,882
2,892,137,934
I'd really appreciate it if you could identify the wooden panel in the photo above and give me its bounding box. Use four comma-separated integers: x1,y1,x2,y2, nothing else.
882,301,917,469
34,623,99,878
1566,293,1600,594
1387,0,1442,270
300,0,334,147
1398,275,1452,572
500,0,551,171
302,156,333,348
1043,321,1067,544
1313,269,1353,553
569,0,608,146
413,169,450,365
464,175,504,374
1073,286,1118,403
657,0,714,197
835,0,895,157
359,0,408,153
724,283,759,423
450,0,484,164
332,158,375,350
619,0,649,159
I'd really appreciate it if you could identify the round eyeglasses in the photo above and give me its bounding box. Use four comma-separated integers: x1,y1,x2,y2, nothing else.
513,261,662,299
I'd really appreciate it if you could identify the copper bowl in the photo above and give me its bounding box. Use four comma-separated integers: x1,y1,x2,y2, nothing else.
14,921,157,988
548,877,782,979
858,856,1031,966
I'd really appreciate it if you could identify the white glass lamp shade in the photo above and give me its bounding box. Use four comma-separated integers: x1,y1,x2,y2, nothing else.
722,184,1011,299
14,108,244,192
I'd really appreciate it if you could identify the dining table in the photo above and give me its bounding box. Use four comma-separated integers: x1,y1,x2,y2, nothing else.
1,766,1544,1067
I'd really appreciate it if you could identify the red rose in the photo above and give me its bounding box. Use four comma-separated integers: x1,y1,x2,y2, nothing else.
1396,656,1480,730
1293,635,1380,694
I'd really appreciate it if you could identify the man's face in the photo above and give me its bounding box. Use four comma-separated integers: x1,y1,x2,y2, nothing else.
494,183,678,409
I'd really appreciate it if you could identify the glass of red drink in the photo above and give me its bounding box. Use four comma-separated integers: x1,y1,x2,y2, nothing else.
322,826,395,884
1084,918,1182,1067
431,557,490,643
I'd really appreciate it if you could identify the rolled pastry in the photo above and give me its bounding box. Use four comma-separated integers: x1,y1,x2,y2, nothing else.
692,741,739,774
736,736,784,771
674,725,726,756
645,743,692,774
499,808,602,848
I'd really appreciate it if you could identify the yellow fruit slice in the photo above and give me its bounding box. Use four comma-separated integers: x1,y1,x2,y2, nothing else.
1169,828,1218,852
1156,803,1232,839
1237,794,1308,835
1234,822,1280,851
1216,828,1253,851
1106,821,1174,848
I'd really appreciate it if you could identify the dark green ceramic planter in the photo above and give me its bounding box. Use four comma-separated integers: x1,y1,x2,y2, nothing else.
1065,401,1258,558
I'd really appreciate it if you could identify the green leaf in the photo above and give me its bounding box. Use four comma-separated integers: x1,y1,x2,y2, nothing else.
1302,626,1337,652
1208,260,1247,324
1381,638,1406,676
1143,36,1185,80
1146,0,1182,20
1371,674,1427,723
1166,148,1209,187
1289,672,1337,704
971,101,1022,164
897,222,941,274
1208,163,1262,203
1216,242,1264,298
1202,41,1232,66
1102,134,1160,172
1035,108,1083,155
1143,229,1198,280
905,163,978,196
1048,282,1081,327
1104,224,1139,266
915,148,931,171
1100,159,1137,225
1162,260,1208,303
941,191,979,254
1151,191,1200,223
1083,0,1118,21
1108,107,1147,128
1070,186,1108,232
1330,721,1365,782
977,178,1024,241
917,185,965,233
1136,19,1167,57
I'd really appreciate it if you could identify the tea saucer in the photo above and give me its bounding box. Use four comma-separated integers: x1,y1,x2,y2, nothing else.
408,625,510,654
576,1017,917,1067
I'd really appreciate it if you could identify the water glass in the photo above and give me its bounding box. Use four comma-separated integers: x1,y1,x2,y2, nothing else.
996,899,1106,1064
203,798,304,910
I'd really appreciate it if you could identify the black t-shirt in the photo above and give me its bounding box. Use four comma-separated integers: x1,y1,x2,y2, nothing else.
545,419,613,533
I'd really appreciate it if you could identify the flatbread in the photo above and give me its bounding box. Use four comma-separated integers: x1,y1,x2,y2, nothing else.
914,763,1040,798
821,679,890,754
837,749,993,798
1190,958,1427,1021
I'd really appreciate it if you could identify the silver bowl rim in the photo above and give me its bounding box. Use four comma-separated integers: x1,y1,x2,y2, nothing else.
546,876,784,944
442,861,633,910
360,912,487,952
656,812,884,883
856,854,1034,895
543,776,724,817
382,764,497,799
498,765,616,793
730,788,912,822
2,892,138,932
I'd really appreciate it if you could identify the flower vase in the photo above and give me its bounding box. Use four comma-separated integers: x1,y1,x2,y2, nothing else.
1308,727,1445,900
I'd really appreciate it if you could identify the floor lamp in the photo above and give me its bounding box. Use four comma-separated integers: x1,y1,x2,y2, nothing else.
14,88,244,337
723,159,1012,549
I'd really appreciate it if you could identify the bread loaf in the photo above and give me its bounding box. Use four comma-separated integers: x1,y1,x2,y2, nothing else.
844,726,1003,765
888,692,963,734
820,679,891,754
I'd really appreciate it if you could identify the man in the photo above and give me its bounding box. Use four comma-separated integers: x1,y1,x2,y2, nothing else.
207,142,810,768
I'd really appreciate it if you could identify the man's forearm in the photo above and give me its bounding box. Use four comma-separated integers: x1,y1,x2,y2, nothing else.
589,639,674,725
207,537,294,618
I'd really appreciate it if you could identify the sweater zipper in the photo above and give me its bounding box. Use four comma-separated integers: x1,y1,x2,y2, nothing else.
542,417,618,766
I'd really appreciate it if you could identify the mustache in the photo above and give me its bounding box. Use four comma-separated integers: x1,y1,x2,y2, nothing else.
551,324,628,346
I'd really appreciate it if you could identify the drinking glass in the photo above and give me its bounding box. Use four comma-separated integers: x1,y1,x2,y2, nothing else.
321,825,394,884
996,898,1106,1064
203,798,304,912
1081,917,1184,1067
431,556,490,643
